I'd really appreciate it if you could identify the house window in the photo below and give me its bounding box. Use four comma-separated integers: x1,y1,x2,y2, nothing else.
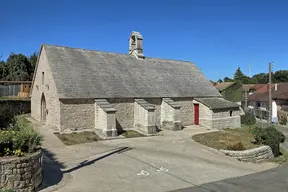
42,72,44,85
257,102,261,107
230,111,233,117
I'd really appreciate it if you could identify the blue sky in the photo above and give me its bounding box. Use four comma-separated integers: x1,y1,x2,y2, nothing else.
0,0,287,81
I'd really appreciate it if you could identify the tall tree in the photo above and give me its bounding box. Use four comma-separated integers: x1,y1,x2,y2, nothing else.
234,67,245,82
5,53,30,81
223,77,233,82
27,52,38,80
273,70,288,83
217,79,223,83
0,60,6,80
252,73,268,84
241,76,255,84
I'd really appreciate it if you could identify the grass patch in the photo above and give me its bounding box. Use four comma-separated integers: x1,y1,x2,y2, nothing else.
0,96,30,101
192,126,260,150
55,132,102,145
269,147,288,164
119,130,146,138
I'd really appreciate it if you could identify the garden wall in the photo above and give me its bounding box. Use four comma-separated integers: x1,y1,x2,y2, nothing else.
219,145,274,163
0,151,42,192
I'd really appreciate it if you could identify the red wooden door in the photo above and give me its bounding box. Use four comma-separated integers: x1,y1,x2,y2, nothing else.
194,104,199,125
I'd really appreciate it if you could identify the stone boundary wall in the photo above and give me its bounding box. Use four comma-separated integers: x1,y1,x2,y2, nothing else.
0,150,42,192
219,145,274,163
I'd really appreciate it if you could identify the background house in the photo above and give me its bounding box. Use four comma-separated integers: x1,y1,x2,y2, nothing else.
248,83,288,123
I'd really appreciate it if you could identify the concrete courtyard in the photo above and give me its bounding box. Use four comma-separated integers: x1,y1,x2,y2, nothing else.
32,119,277,192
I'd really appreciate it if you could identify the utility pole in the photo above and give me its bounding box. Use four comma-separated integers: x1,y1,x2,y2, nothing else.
245,90,248,110
268,62,273,125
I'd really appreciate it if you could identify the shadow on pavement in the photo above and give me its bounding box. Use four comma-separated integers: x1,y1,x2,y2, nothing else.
37,147,132,191
37,148,66,191
63,146,132,173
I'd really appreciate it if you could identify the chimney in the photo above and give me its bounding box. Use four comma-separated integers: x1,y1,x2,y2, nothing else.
129,31,144,59
275,83,278,91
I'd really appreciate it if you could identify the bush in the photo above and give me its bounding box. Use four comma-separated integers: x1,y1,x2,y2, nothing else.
0,116,43,157
0,103,16,129
226,141,246,151
241,113,256,125
251,126,265,144
251,126,286,157
279,116,287,126
0,189,15,192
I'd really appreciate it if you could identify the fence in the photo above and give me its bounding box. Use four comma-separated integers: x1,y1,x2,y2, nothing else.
0,84,21,97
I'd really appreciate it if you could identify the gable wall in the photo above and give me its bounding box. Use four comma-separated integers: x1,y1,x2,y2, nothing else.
31,48,60,130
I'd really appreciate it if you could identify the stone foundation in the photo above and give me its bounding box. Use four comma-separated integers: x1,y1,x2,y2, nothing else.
219,145,274,163
0,150,42,192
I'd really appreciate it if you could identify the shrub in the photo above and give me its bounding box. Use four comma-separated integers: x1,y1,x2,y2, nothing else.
279,116,287,126
0,189,15,192
251,126,286,157
241,113,256,125
0,116,43,157
226,141,246,151
251,126,265,144
0,103,16,129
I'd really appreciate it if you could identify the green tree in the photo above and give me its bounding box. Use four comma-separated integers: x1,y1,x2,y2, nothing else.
224,77,233,82
217,79,223,83
27,52,38,80
241,76,255,84
0,60,6,80
252,73,268,84
273,70,288,83
5,53,30,81
234,67,245,82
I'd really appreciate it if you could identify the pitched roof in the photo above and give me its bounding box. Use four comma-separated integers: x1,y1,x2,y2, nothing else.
248,83,288,101
195,98,239,109
242,84,266,92
42,45,221,99
214,82,235,91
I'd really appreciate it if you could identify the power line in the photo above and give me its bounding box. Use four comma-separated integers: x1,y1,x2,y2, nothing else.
188,19,268,65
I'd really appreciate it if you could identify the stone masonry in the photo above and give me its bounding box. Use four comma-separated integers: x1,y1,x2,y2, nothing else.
219,145,274,163
134,99,156,134
31,48,60,131
160,98,182,130
0,151,42,192
95,99,117,137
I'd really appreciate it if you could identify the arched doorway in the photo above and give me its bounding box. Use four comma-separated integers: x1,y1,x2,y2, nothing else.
41,93,46,121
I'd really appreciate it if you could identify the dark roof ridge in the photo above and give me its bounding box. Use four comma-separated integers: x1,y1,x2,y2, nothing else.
42,44,195,64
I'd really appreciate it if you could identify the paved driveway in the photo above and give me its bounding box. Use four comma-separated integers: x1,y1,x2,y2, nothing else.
171,163,288,192
33,122,276,192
